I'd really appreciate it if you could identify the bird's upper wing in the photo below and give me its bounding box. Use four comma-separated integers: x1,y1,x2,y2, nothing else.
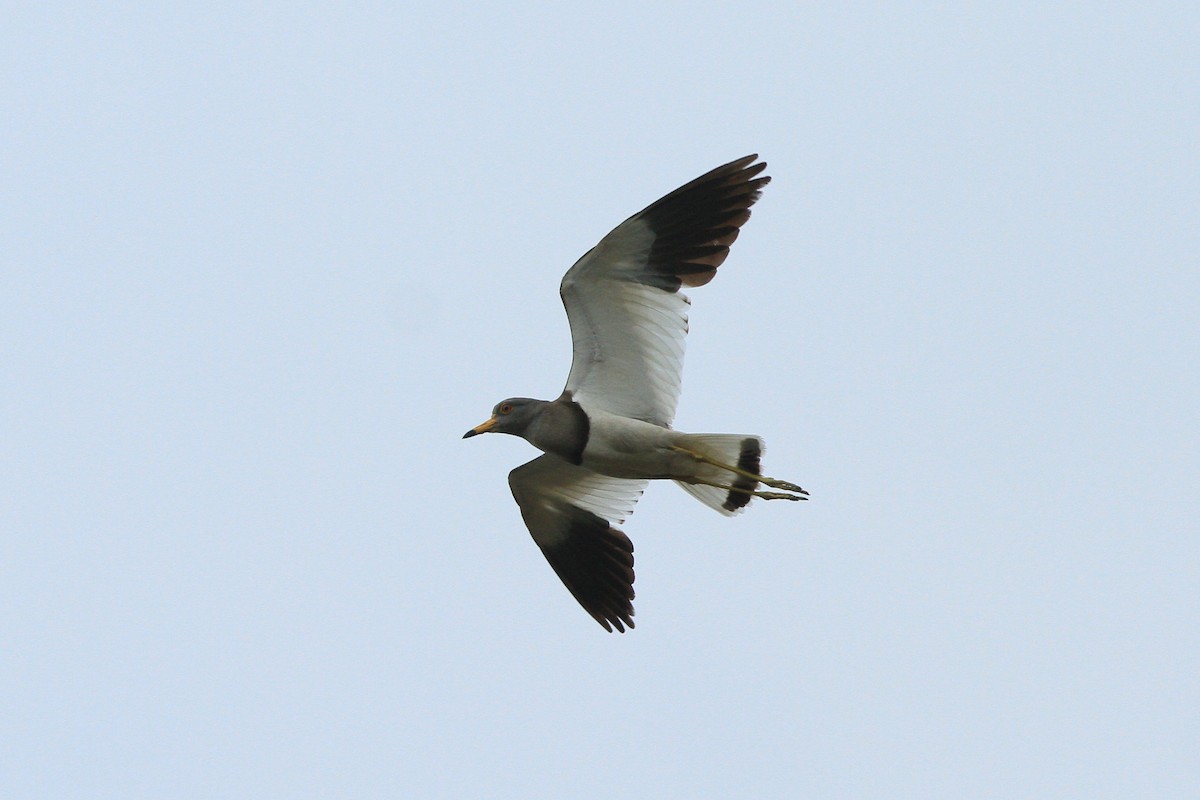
560,155,770,427
508,455,648,632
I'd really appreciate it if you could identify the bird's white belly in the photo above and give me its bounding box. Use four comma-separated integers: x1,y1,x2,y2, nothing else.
578,408,686,480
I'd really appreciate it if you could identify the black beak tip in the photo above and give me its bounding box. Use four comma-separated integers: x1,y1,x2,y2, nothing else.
462,429,479,439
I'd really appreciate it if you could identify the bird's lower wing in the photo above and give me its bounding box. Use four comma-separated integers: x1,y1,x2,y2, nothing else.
508,455,648,632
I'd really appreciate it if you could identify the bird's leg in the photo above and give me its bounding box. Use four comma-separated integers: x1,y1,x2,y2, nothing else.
684,477,807,502
671,445,810,496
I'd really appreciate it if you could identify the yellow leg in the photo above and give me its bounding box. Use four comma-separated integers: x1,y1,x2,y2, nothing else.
671,445,810,496
686,476,808,502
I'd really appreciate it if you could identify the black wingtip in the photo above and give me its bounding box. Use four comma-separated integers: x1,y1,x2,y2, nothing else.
534,506,636,633
633,155,771,292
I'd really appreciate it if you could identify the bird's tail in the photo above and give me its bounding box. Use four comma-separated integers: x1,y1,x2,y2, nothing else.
672,434,765,516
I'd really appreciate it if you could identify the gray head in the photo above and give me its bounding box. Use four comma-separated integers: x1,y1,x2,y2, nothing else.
462,397,548,439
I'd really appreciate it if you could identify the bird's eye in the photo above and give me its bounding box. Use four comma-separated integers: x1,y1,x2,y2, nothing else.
499,403,513,414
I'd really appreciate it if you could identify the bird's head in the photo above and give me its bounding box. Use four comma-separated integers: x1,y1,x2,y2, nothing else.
462,398,544,439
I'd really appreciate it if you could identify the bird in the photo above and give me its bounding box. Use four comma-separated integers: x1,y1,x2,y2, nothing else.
463,154,807,632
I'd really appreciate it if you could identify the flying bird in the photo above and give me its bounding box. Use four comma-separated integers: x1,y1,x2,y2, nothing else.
464,155,807,631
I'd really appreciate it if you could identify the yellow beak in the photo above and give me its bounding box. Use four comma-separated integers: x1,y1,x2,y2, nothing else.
463,416,499,438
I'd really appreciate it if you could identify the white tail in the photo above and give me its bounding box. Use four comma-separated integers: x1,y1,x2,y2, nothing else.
672,433,765,516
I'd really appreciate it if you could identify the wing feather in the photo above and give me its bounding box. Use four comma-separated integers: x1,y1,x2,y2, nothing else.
508,456,647,632
560,155,769,426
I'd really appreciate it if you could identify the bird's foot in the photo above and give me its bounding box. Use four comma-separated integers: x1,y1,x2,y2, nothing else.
755,489,808,502
686,477,808,502
762,477,809,495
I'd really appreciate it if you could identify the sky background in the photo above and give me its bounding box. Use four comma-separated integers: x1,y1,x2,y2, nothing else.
3,3,1198,798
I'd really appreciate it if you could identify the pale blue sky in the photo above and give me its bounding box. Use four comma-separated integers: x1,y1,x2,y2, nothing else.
3,3,1197,798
